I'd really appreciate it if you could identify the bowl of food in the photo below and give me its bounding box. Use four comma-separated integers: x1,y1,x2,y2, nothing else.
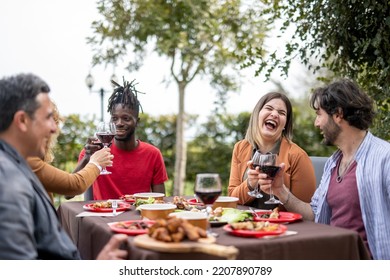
133,192,165,201
169,211,208,230
213,196,239,209
138,203,177,220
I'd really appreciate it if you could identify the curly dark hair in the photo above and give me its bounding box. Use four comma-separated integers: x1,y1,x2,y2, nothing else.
310,79,376,130
107,77,143,117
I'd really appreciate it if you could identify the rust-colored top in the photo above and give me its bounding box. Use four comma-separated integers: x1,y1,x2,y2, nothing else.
228,138,316,207
28,157,99,203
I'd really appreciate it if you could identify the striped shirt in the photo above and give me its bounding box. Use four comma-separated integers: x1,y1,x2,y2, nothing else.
311,132,390,260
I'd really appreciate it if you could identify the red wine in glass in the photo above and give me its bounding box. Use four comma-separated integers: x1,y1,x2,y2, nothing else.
194,173,222,237
195,190,222,205
96,133,115,145
254,164,280,179
95,121,116,175
258,153,281,204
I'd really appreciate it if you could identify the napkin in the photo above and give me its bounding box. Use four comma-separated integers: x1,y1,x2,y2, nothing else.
262,230,297,239
76,211,125,217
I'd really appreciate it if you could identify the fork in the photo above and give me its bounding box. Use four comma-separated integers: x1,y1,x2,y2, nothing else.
249,207,260,218
112,200,118,216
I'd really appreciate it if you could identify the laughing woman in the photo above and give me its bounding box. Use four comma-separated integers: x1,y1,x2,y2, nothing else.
228,92,316,210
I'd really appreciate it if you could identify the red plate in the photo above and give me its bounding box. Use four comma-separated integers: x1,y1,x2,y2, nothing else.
253,211,302,223
83,202,131,212
187,198,204,206
119,195,136,203
223,223,287,238
108,220,155,236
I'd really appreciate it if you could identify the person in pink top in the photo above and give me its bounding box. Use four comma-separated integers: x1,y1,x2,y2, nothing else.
75,78,168,200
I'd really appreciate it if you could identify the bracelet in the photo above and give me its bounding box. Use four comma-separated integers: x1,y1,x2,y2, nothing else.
89,161,102,172
282,191,291,206
247,178,258,191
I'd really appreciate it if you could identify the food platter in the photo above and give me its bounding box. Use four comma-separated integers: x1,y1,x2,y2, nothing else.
253,211,302,223
119,194,136,203
223,223,287,238
134,234,239,259
108,220,155,235
83,202,131,212
187,198,204,206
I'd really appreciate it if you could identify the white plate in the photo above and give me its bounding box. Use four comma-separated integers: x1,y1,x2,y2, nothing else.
215,196,239,202
133,192,165,199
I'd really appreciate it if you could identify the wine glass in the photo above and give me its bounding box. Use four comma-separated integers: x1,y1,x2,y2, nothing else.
247,150,264,198
194,173,222,237
95,121,116,175
258,153,281,204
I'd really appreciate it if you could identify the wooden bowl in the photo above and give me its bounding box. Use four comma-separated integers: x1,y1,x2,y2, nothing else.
169,211,208,230
213,196,239,209
138,204,177,220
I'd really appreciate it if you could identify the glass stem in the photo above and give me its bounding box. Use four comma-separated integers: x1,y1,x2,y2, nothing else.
206,206,218,236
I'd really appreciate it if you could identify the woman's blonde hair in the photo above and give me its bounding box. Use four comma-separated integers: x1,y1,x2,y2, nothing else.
44,101,62,163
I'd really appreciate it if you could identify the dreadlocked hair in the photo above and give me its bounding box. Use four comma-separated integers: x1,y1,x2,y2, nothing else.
107,77,144,117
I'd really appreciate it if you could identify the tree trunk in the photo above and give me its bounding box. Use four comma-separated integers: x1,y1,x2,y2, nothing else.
173,82,187,196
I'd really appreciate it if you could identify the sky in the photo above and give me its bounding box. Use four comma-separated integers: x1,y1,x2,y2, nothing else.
1,0,303,129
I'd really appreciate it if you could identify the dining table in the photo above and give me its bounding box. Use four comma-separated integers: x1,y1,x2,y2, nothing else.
57,198,370,260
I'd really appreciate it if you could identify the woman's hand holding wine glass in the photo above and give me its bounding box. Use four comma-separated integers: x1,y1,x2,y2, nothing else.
95,121,116,175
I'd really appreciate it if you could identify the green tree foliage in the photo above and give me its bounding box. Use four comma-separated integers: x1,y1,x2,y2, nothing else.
136,113,196,178
242,0,390,140
187,112,250,194
87,0,268,195
136,113,177,178
52,114,97,171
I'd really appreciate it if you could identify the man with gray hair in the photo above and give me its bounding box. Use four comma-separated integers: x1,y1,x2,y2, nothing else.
0,73,128,259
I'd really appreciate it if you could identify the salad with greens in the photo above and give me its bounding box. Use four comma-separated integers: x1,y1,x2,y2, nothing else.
135,197,155,208
209,208,253,223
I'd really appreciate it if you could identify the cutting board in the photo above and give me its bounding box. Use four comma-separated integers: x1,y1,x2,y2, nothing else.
133,234,239,260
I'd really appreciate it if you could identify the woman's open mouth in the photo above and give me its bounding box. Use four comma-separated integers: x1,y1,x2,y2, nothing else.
264,120,277,130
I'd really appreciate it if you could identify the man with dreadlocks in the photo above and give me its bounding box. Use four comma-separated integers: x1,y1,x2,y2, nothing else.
76,78,168,200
